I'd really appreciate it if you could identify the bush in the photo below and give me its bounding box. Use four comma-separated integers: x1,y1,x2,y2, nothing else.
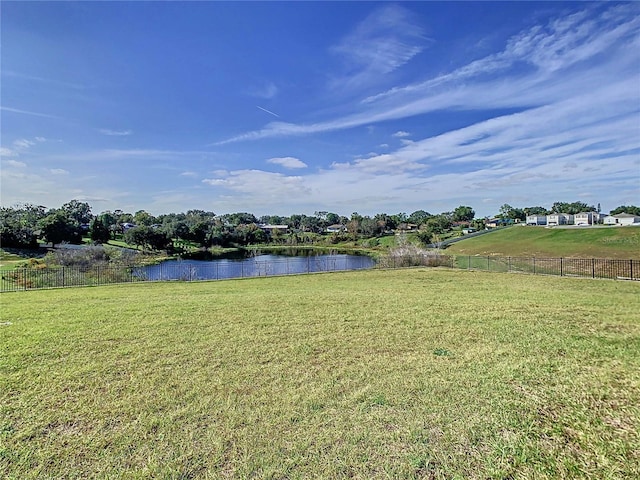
45,246,109,270
377,244,452,268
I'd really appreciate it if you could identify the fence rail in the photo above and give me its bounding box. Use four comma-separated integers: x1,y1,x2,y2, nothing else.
452,255,639,280
1,255,638,292
0,256,374,292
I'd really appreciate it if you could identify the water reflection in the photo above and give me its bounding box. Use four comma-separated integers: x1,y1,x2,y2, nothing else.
139,253,375,281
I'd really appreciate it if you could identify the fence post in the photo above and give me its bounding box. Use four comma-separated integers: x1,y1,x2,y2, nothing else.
631,259,634,280
487,255,490,271
508,256,511,272
560,257,563,276
592,258,595,278
62,267,65,288
468,255,471,270
533,257,536,275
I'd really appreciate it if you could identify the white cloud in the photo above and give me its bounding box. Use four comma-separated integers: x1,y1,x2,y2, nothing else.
0,106,60,118
330,4,428,90
217,3,639,147
392,131,411,138
267,156,308,169
179,171,198,177
202,170,310,207
13,139,35,149
99,129,132,136
249,81,278,99
2,70,86,90
49,168,69,175
0,137,47,158
0,147,16,157
4,159,27,168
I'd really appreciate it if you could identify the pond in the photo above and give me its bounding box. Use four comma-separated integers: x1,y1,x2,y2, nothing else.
138,253,376,281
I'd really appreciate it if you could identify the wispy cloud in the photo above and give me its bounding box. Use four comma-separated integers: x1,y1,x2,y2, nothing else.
0,148,16,157
49,168,69,175
217,3,639,146
4,159,27,168
202,170,310,200
0,137,47,157
2,70,86,90
330,4,428,90
249,81,278,99
1,106,59,119
267,156,308,169
99,129,133,136
13,139,36,149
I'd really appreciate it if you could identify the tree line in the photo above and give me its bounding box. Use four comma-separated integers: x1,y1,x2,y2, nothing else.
1,200,637,251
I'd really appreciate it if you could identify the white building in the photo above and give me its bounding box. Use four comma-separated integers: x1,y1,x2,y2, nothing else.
547,213,574,226
574,212,599,225
526,215,547,225
603,213,640,226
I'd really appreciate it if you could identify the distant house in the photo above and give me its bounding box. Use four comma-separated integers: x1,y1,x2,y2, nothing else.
121,222,137,231
526,215,547,226
486,218,512,228
326,224,346,233
603,213,640,226
547,213,574,226
259,224,289,233
395,223,418,232
574,212,598,226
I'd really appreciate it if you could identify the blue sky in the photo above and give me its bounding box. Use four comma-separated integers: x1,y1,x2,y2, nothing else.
1,1,639,218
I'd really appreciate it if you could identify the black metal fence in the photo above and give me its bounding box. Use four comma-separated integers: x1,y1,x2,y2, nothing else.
1,254,638,292
0,255,375,292
452,255,639,280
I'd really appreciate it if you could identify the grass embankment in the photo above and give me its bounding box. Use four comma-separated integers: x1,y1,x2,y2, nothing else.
445,226,640,259
0,250,43,271
0,251,24,270
2,269,639,478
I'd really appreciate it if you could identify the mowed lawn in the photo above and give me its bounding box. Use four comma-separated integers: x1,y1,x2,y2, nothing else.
1,269,639,479
445,226,640,259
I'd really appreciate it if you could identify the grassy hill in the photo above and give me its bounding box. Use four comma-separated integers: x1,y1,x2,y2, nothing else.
2,269,639,478
444,225,640,259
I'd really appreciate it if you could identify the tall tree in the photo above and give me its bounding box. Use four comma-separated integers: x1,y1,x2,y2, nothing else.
90,217,111,244
610,205,640,216
523,206,548,215
133,210,156,226
39,211,81,247
499,204,525,221
452,206,475,222
551,201,595,214
61,200,93,224
0,205,42,248
407,210,431,225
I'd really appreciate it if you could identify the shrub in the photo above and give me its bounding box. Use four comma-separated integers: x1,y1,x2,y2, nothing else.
377,243,452,268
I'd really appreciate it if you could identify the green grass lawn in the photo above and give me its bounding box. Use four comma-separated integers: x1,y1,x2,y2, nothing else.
0,249,44,271
1,270,639,479
445,226,640,259
0,250,24,270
